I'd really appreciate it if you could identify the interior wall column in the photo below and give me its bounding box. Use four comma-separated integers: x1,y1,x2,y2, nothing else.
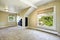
22,7,36,27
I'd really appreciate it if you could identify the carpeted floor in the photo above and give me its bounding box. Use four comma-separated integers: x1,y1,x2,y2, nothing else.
0,27,60,40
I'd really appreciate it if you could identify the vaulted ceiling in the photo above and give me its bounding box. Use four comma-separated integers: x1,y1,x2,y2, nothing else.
0,0,55,13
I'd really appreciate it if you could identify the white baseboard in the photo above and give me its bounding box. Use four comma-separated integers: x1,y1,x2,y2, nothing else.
0,26,6,28
27,27,60,36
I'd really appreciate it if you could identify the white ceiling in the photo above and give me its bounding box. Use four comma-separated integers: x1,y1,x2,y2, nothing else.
0,0,55,13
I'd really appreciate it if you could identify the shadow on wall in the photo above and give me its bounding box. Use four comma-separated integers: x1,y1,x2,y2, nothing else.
18,19,22,26
18,17,28,27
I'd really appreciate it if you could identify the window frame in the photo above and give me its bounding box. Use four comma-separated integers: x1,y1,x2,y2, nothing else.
37,6,56,31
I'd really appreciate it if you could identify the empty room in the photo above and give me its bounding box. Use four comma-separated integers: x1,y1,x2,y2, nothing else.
0,0,60,40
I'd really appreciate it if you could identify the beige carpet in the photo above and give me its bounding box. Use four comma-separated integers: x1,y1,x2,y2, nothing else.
0,27,60,40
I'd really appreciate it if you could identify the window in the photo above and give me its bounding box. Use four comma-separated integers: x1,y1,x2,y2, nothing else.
8,15,15,22
37,6,56,30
